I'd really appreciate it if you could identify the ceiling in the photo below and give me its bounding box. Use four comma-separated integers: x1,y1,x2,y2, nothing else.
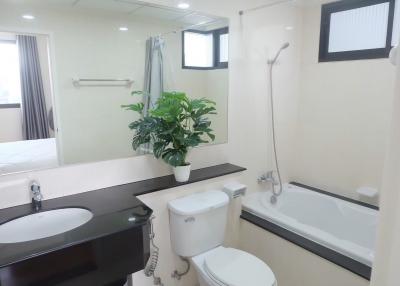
11,0,227,28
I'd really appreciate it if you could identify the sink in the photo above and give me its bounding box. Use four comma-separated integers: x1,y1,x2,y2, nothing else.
0,208,93,243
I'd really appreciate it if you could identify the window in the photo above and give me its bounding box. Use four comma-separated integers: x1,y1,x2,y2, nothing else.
182,27,229,69
319,0,397,62
183,31,214,68
0,40,21,107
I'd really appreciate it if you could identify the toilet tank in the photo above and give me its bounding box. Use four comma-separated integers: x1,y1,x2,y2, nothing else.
168,190,229,257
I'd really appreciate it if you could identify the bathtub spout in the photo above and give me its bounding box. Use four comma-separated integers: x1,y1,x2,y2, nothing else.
270,195,278,204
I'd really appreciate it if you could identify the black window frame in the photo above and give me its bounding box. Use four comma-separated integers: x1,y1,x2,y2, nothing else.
319,0,396,62
182,27,229,70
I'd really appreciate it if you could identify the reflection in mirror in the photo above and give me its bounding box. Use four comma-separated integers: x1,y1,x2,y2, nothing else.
0,0,229,175
0,30,57,174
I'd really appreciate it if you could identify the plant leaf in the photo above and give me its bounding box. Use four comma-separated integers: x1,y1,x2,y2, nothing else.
162,149,186,167
153,141,166,158
122,103,144,113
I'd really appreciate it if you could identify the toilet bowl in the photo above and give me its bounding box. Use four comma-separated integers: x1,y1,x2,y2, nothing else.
191,246,276,286
168,190,277,286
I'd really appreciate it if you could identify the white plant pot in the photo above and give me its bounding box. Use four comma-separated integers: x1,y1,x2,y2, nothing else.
173,164,191,182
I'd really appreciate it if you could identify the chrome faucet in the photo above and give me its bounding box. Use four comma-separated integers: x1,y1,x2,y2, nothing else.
30,181,43,211
258,171,278,185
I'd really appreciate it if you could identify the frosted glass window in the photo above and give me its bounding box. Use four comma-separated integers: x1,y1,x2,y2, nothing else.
219,33,229,63
328,3,390,52
184,32,213,68
393,0,400,46
0,41,21,105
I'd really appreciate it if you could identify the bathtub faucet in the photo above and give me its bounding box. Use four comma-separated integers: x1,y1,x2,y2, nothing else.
258,171,279,185
30,181,43,211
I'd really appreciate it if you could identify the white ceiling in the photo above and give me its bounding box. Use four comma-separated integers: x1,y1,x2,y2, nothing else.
42,0,225,28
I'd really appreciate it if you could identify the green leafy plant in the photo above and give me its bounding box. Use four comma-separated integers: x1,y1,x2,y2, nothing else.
122,91,216,167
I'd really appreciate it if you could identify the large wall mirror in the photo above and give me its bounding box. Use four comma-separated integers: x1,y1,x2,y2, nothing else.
0,0,229,175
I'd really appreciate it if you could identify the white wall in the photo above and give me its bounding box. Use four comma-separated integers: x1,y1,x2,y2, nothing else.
0,108,23,142
205,69,229,142
370,48,400,286
289,4,396,204
227,1,303,192
240,220,369,286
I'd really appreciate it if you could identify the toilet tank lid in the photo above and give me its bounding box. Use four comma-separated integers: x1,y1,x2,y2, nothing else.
168,190,229,216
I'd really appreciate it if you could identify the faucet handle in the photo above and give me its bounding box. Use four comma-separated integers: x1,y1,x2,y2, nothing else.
30,181,42,199
258,174,267,183
258,171,278,185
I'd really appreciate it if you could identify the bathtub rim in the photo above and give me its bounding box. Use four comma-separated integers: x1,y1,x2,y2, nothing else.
289,182,379,211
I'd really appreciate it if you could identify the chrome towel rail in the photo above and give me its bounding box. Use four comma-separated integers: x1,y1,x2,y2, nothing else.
72,78,134,87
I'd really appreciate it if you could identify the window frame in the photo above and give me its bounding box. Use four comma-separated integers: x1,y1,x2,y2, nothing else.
0,39,21,108
182,27,229,70
319,0,396,62
214,27,229,69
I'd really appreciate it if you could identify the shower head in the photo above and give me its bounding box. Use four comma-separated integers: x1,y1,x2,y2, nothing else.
281,42,290,50
268,42,290,65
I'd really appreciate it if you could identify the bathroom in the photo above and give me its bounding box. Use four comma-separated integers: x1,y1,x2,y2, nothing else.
0,0,399,285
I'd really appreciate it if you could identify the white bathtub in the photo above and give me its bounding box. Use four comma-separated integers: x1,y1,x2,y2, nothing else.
242,183,378,267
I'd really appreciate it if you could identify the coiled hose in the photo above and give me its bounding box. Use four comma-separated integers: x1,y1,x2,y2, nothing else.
144,216,164,286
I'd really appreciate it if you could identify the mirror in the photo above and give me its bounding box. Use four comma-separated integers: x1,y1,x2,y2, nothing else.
0,0,229,175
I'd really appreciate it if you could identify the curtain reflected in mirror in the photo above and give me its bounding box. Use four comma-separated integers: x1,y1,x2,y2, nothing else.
0,32,57,175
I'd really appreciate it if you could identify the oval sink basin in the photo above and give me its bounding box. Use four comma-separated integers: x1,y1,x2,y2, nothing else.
0,208,93,243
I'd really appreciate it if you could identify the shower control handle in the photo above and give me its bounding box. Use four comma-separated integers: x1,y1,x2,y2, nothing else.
258,171,278,185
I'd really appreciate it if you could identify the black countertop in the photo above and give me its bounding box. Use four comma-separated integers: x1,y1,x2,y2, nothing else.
0,163,246,269
0,187,153,269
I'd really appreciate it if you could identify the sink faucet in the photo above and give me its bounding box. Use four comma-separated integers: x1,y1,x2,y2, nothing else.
30,181,43,211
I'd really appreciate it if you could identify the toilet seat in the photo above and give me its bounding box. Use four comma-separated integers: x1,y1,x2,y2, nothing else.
203,247,276,286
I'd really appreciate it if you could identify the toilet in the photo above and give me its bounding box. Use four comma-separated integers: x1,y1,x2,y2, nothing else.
168,190,277,286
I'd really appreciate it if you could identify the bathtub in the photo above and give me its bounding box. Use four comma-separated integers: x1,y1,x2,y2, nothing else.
242,183,378,267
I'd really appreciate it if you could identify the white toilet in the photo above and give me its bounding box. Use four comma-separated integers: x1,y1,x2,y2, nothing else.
168,190,277,286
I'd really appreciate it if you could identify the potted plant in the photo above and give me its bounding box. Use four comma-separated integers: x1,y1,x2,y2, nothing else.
122,91,216,182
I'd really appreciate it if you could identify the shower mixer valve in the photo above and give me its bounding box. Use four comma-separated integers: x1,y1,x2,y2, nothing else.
258,171,279,185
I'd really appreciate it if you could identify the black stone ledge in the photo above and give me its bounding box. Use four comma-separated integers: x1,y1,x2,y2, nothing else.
106,163,247,197
240,211,371,280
